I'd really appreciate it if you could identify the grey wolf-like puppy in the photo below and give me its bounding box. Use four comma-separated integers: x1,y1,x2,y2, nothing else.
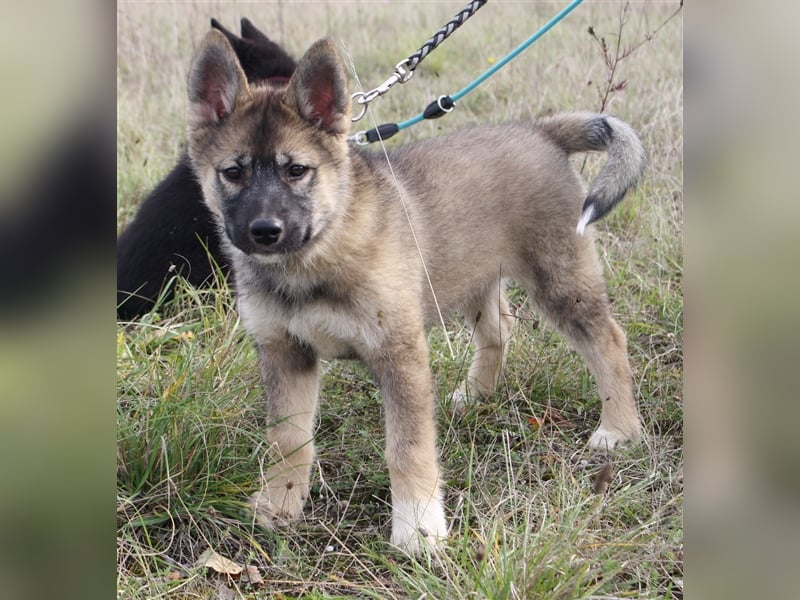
186,31,646,553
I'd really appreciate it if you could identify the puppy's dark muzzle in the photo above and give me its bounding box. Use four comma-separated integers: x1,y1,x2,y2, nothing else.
249,218,283,247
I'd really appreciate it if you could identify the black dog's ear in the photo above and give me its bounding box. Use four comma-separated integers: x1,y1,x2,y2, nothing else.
187,30,250,127
210,18,231,37
285,38,350,135
211,18,248,57
240,17,272,45
210,17,296,85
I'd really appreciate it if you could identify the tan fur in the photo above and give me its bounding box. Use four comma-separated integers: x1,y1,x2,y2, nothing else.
186,34,645,554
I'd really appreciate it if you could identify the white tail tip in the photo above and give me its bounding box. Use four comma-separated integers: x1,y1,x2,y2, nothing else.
576,205,595,236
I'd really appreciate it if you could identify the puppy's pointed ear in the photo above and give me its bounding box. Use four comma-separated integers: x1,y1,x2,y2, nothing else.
187,30,250,127
285,38,350,135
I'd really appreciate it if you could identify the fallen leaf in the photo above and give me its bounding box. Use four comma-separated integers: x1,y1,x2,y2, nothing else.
593,462,614,495
474,542,486,562
195,548,243,575
528,415,545,430
243,564,264,585
528,408,574,431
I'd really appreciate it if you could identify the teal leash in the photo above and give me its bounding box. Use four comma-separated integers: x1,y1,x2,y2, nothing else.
350,0,585,146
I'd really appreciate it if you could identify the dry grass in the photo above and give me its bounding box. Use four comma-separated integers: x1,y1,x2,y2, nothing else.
117,1,682,598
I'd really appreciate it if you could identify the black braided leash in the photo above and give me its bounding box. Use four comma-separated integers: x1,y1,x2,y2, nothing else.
351,0,487,121
404,0,487,71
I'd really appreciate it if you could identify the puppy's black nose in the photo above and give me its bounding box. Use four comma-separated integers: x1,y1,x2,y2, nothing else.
249,218,283,246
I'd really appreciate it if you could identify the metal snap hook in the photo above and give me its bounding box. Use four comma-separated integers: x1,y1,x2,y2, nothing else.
351,92,369,122
349,131,369,146
393,61,414,84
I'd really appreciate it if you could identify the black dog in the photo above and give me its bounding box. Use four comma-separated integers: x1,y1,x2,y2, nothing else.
117,18,296,319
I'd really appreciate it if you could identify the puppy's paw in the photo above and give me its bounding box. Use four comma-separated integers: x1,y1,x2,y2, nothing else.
450,387,470,415
588,423,642,450
451,383,485,416
249,475,309,527
390,496,448,555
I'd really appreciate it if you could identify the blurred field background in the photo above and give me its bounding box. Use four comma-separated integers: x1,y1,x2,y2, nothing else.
117,1,683,598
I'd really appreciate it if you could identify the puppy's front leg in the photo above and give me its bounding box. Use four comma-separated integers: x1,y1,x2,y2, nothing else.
250,337,319,527
366,329,447,553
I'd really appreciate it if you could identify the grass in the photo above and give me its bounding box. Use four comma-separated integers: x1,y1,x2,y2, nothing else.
117,2,683,598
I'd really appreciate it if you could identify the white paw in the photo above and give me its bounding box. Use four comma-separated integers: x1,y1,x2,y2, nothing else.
451,382,483,415
588,423,642,450
249,474,309,527
390,496,448,554
451,387,469,414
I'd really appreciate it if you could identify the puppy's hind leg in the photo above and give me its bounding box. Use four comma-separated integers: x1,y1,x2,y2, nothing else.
572,312,643,449
453,282,514,411
523,238,642,449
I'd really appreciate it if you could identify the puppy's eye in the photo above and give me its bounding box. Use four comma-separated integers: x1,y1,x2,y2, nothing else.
222,166,242,181
287,164,307,180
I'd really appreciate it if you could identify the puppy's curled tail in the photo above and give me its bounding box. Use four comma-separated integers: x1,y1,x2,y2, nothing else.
537,112,647,235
